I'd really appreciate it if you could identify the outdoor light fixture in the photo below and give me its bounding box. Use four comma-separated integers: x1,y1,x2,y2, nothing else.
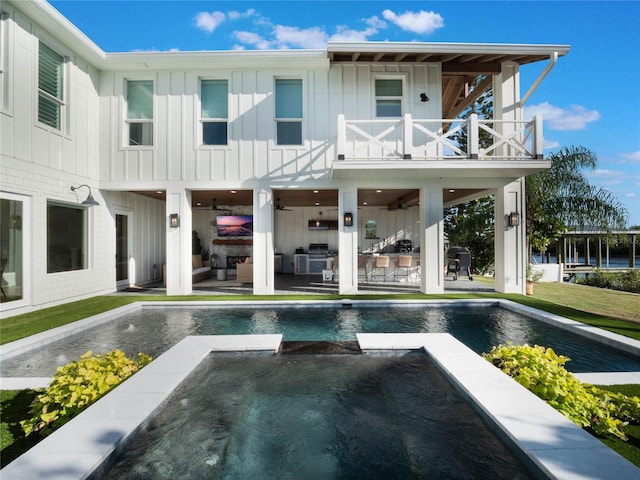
344,212,353,227
508,211,520,227
169,213,179,228
419,93,429,102
70,184,99,206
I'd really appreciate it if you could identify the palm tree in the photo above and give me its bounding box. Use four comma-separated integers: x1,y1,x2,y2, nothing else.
525,146,628,260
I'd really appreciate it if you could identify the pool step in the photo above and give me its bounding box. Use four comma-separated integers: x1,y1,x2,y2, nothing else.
279,341,362,354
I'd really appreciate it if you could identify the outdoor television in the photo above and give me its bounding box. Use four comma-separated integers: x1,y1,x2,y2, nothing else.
216,215,253,237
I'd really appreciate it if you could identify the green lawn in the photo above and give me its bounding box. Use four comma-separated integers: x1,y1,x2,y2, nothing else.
1,284,639,469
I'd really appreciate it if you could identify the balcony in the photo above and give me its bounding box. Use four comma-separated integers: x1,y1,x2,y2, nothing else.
333,113,546,179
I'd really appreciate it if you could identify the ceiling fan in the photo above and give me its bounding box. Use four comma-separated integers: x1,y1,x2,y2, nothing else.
274,198,293,211
381,198,413,211
211,199,232,212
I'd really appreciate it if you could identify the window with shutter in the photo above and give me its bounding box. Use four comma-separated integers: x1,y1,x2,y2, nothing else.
38,42,64,129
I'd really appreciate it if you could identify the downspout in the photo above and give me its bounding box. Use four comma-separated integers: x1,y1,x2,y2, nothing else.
520,52,559,107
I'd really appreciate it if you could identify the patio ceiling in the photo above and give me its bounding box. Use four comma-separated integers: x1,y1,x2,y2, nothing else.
131,188,489,210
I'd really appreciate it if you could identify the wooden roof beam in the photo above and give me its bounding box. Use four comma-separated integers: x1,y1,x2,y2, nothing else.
447,75,493,119
442,63,501,74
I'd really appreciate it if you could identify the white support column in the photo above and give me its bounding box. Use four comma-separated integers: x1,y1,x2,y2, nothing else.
419,187,444,294
495,179,526,294
166,188,192,295
253,188,274,295
339,186,358,295
493,62,521,158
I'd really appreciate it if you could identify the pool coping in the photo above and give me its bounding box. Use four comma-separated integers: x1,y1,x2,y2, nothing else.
3,332,639,480
2,298,640,388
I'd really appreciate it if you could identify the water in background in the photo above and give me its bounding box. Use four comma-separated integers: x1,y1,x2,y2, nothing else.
3,305,640,376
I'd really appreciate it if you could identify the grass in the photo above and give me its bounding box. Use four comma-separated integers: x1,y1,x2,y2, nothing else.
0,390,40,467
1,283,639,469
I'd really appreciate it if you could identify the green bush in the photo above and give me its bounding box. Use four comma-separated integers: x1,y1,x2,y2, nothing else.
20,350,151,437
483,344,640,440
579,269,640,294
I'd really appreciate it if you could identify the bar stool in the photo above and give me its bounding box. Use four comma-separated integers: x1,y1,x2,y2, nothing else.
358,255,369,281
371,255,389,282
394,255,413,281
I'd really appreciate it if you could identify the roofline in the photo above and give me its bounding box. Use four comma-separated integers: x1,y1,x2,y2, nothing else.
327,41,571,57
104,50,329,71
9,0,105,67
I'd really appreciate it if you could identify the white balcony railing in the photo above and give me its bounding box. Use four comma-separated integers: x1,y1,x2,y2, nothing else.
337,113,544,161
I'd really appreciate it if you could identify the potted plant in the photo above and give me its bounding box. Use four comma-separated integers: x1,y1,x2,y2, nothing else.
526,263,543,295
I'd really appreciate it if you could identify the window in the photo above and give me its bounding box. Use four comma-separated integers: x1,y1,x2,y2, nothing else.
126,80,153,146
47,202,88,273
0,197,24,303
38,42,64,129
201,79,228,145
375,78,403,117
275,78,302,145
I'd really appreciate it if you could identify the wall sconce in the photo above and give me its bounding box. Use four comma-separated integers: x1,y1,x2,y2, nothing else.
169,213,180,228
70,184,99,206
508,211,520,227
344,212,353,227
9,215,22,230
419,93,429,102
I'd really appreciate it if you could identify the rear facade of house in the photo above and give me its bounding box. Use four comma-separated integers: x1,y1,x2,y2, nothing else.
0,0,569,316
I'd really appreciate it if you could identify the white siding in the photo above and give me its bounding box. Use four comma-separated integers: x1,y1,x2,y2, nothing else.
98,63,441,187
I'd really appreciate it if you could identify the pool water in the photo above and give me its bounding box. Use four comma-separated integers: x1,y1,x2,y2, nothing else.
3,305,640,376
98,351,536,480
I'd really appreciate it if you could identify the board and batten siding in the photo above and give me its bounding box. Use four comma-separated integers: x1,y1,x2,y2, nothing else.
1,6,100,180
99,63,441,186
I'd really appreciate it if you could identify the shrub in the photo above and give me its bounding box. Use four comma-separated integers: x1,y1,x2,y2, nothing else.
20,350,152,437
483,344,640,440
579,269,640,294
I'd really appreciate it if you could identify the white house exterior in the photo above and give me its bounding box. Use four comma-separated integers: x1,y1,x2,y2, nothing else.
0,0,569,316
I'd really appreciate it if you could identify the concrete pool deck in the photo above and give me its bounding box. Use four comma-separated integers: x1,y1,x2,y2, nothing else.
3,332,640,480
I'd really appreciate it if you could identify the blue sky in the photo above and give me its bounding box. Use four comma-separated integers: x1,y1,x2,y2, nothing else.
49,0,640,226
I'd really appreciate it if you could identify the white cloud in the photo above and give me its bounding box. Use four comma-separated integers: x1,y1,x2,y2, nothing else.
273,25,328,49
543,139,560,150
228,9,257,21
234,31,273,50
195,11,226,33
622,151,640,163
330,25,378,42
592,168,626,186
365,15,387,30
524,102,600,131
382,9,444,34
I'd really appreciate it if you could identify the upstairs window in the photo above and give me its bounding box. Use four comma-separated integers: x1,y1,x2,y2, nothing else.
201,79,228,145
375,78,403,117
126,80,153,146
38,42,64,129
275,78,302,145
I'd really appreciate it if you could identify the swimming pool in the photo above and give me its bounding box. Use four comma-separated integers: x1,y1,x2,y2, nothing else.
99,351,535,479
2,300,639,376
